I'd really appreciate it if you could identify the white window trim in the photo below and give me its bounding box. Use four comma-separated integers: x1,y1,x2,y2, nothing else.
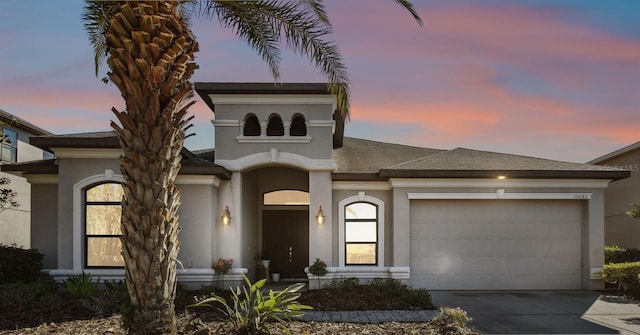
338,192,385,267
73,170,124,271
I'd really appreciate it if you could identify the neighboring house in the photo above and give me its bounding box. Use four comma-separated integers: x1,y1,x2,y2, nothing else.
0,109,53,248
1,83,629,291
588,141,640,248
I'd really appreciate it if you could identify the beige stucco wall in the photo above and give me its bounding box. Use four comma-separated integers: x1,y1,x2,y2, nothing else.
214,103,335,161
0,173,31,247
30,183,58,268
596,150,640,248
241,170,259,278
176,183,217,270
0,138,48,248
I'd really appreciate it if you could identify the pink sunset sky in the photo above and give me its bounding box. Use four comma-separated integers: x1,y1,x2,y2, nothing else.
1,1,638,163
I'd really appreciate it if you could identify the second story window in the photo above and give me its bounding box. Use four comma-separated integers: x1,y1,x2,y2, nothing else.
0,128,17,163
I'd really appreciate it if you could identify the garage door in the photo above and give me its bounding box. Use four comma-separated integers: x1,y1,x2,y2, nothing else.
410,200,582,290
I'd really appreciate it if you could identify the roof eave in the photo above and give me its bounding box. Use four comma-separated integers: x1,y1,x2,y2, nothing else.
179,165,231,180
379,169,631,181
332,173,385,181
588,141,640,164
0,159,58,174
30,135,120,152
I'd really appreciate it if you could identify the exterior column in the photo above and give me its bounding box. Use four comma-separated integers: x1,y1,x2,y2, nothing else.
283,121,291,136
308,171,332,266
586,189,605,290
216,173,242,266
392,187,411,267
260,121,268,137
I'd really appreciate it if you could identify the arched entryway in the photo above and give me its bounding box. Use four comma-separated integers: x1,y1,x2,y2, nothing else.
241,166,309,281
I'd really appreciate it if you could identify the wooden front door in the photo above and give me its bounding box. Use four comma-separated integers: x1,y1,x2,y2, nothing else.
262,209,309,279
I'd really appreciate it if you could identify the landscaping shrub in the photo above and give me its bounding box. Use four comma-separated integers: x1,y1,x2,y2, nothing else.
325,277,360,291
602,261,640,292
0,244,44,284
307,277,435,310
64,272,99,299
368,278,433,308
0,280,60,311
189,275,311,335
430,307,477,334
605,245,640,264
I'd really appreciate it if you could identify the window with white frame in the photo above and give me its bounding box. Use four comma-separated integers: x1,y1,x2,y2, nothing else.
344,202,378,265
339,193,385,267
85,182,124,267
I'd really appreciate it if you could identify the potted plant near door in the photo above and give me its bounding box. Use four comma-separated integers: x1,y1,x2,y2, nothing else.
308,258,327,290
271,264,280,282
255,252,271,281
256,251,270,268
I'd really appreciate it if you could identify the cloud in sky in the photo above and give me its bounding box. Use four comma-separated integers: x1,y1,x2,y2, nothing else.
0,0,638,163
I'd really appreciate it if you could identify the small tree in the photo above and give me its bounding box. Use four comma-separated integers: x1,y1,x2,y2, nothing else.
628,203,640,220
0,177,19,213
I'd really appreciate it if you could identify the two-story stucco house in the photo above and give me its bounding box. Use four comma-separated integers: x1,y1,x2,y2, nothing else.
0,109,53,248
2,83,629,290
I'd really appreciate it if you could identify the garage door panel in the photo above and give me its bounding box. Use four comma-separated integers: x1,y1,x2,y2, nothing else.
410,200,582,290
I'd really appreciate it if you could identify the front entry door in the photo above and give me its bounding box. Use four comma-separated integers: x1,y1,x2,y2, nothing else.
262,210,309,279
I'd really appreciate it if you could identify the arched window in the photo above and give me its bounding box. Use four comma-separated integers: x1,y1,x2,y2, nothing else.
344,202,378,265
266,114,284,136
338,193,384,267
243,114,260,136
290,115,307,136
263,190,310,205
85,183,124,267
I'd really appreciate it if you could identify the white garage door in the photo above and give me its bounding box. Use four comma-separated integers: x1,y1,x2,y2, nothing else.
410,200,582,290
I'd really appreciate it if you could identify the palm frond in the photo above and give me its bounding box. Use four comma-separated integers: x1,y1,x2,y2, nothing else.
394,0,423,26
81,1,116,77
204,1,283,80
297,0,330,26
198,0,351,118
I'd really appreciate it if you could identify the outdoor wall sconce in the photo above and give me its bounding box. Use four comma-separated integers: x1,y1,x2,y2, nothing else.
316,206,325,225
222,206,231,225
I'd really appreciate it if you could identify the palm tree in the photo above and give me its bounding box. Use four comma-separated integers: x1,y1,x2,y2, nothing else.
83,1,421,334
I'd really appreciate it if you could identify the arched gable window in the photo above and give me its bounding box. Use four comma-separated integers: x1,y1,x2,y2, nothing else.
243,114,260,136
266,114,284,136
290,115,307,136
85,182,124,268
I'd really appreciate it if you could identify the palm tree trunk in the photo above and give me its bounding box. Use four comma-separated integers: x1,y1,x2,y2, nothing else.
104,2,198,334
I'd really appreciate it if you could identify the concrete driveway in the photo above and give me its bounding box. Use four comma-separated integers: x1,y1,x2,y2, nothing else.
430,291,640,334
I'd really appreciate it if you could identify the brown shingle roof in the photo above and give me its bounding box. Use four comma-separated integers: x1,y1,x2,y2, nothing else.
333,137,444,171
334,138,629,181
17,131,231,179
